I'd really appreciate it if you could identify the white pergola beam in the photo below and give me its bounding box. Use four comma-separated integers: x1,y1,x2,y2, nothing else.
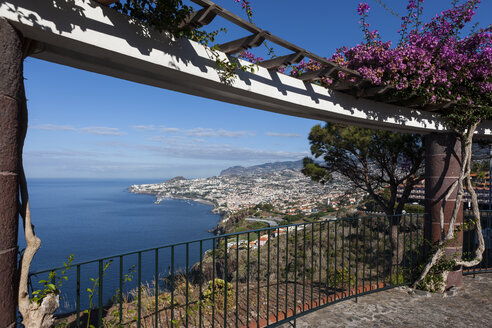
1,0,490,137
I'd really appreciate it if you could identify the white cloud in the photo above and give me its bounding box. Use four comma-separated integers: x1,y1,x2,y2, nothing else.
218,129,255,137
265,132,301,138
133,125,254,138
24,150,102,158
159,126,180,133
113,140,306,161
193,138,206,143
31,123,126,136
150,144,306,161
132,125,156,131
148,135,195,145
31,124,76,131
79,126,126,136
185,128,217,137
23,151,191,178
185,128,254,138
131,125,180,133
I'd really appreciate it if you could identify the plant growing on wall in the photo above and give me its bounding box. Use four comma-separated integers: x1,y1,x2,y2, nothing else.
294,0,491,291
112,0,259,84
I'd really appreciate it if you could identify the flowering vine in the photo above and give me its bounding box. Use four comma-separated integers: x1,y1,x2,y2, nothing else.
234,0,253,22
292,0,491,132
259,0,491,291
232,0,279,67
339,0,490,290
398,0,424,44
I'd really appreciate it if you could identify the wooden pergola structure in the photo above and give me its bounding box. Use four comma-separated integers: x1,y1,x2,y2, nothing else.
0,0,490,326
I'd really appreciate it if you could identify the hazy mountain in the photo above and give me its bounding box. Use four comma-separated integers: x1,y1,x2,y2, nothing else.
167,176,187,183
219,160,303,177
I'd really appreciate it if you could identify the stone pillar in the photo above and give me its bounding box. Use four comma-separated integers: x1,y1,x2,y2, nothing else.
0,18,23,327
424,132,463,288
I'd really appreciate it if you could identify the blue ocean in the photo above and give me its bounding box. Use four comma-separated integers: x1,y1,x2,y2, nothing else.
19,179,220,312
21,179,220,270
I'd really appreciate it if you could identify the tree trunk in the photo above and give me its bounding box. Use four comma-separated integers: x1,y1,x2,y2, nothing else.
0,17,57,327
390,220,403,273
0,17,24,328
18,294,59,328
390,175,423,277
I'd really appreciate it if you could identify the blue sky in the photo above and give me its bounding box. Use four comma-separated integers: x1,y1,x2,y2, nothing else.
23,0,492,179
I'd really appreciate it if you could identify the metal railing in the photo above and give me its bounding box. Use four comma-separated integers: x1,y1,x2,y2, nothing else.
463,210,492,275
29,214,425,327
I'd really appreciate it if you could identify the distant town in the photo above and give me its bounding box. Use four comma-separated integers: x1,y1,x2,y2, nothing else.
129,160,365,217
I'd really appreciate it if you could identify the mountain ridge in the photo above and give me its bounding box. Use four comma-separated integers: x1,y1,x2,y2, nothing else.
219,160,303,177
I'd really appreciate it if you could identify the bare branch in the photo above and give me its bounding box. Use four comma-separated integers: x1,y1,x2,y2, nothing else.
16,60,58,327
455,123,485,267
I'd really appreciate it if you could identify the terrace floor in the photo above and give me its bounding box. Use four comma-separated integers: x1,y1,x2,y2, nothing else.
279,273,492,328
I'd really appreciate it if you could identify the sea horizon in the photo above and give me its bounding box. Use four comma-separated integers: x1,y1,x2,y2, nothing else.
20,178,222,272
25,176,208,183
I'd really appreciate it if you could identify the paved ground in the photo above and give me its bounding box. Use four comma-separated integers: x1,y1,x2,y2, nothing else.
279,274,492,328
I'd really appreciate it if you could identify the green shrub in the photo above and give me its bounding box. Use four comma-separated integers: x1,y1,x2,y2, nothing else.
201,279,235,312
327,267,356,288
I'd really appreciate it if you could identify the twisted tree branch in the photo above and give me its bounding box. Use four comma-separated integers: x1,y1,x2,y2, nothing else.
413,122,485,289
16,62,58,327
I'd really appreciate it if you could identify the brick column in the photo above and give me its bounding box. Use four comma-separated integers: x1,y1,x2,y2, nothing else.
424,132,463,288
0,18,23,327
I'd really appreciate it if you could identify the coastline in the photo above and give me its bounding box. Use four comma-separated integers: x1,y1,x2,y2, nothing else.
130,189,229,233
30,179,223,273
155,194,218,208
158,195,230,233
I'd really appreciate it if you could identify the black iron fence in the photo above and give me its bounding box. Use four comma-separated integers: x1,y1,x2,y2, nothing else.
29,213,427,327
463,210,492,275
